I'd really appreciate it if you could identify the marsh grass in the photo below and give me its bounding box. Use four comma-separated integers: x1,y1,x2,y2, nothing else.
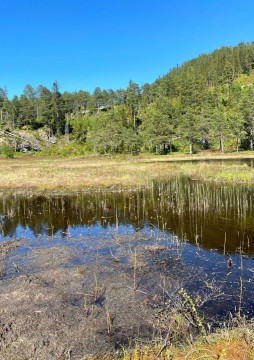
118,318,254,360
106,308,114,336
1,154,254,193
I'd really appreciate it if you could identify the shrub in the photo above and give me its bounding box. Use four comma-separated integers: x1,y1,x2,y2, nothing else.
0,144,14,158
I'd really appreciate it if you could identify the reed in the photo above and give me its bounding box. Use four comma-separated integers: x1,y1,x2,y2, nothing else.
106,308,113,336
238,277,243,318
224,232,227,256
133,248,137,291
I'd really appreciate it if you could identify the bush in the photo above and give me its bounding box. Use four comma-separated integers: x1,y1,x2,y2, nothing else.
40,143,89,157
0,144,14,158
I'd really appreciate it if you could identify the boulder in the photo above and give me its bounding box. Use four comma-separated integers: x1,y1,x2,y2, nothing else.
15,132,43,151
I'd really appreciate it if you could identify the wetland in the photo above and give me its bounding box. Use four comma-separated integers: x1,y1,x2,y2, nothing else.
1,157,254,358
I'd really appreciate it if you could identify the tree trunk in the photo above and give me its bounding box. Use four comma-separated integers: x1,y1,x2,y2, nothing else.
220,133,224,152
133,113,136,133
189,139,193,155
65,119,69,142
250,129,253,150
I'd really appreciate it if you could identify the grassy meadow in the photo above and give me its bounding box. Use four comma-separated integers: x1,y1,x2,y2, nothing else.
1,151,254,193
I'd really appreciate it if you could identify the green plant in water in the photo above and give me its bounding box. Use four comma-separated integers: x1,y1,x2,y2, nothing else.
12,262,20,272
179,288,205,335
76,265,86,275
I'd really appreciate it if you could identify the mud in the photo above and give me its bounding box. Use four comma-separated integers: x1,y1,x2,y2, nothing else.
0,239,23,278
0,236,193,360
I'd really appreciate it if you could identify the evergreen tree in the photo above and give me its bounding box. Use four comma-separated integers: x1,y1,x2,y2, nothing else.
51,81,66,135
126,80,141,131
139,103,175,154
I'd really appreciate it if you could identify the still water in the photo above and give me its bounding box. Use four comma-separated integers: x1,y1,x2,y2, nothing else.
165,157,254,167
1,175,254,320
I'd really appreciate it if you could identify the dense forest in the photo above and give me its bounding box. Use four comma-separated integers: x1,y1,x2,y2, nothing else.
2,41,254,154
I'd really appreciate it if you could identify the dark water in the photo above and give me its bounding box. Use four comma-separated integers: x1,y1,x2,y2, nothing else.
170,157,254,167
1,175,254,320
1,177,254,252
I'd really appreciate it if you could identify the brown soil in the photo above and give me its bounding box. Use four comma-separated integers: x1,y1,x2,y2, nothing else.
0,236,188,360
0,239,22,278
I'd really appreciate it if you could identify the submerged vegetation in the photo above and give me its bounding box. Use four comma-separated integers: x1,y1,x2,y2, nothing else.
1,181,254,358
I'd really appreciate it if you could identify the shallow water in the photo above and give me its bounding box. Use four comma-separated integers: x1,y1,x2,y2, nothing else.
1,175,254,321
169,157,254,167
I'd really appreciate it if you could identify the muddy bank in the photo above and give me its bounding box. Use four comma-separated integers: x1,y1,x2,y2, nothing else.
0,239,23,279
0,234,209,360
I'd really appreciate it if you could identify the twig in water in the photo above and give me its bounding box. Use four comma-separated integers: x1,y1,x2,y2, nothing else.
110,248,120,263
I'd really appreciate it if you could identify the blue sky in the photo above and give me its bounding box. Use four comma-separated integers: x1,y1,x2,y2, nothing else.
1,0,254,98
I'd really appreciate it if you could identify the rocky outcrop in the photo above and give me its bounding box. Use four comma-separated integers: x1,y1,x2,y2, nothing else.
15,131,43,151
37,129,57,145
0,130,43,151
0,128,60,152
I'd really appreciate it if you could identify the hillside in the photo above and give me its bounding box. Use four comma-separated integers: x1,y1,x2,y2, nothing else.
1,42,254,155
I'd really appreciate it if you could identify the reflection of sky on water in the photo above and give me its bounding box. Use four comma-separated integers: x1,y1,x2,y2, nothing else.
181,242,254,319
0,185,254,319
0,172,254,320
1,176,254,255
2,224,36,241
67,223,136,238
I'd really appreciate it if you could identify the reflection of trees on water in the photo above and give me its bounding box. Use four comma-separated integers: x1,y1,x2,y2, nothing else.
1,177,254,253
0,192,149,238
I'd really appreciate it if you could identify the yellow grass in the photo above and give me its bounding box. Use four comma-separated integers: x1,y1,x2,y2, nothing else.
1,152,254,193
86,322,254,359
127,324,254,360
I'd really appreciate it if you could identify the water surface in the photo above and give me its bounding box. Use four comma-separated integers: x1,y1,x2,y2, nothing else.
1,175,254,321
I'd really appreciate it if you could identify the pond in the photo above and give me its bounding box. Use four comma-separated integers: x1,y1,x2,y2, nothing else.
1,174,254,357
0,177,254,316
169,157,254,167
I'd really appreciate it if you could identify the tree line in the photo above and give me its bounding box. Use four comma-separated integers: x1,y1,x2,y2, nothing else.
1,41,254,154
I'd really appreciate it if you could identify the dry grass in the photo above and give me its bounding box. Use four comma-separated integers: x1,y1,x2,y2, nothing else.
1,152,254,193
86,322,254,359
0,156,149,192
126,320,254,359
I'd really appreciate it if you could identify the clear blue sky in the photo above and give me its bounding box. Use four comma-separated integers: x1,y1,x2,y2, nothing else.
1,0,254,99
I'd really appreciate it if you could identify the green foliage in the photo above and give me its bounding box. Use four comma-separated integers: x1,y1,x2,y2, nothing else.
2,42,254,155
179,288,205,334
139,103,175,153
40,143,88,157
0,144,14,158
69,115,91,143
86,110,141,154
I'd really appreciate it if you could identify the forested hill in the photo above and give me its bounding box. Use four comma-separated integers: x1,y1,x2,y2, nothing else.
1,41,254,154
